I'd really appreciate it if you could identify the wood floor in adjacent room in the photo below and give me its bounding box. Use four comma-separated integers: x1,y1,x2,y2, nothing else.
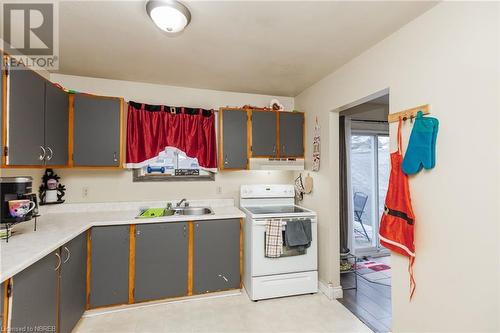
339,271,392,333
74,292,371,333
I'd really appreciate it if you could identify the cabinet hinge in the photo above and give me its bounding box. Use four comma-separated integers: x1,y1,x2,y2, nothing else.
6,282,12,297
250,145,252,151
3,146,8,157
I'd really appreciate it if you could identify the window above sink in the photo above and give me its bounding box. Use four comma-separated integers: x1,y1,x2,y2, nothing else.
133,147,215,182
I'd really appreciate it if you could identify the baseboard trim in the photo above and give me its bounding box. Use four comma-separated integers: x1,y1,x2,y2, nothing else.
318,280,343,300
83,289,242,317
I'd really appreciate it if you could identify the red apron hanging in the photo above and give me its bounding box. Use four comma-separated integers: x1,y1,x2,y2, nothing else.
379,118,416,299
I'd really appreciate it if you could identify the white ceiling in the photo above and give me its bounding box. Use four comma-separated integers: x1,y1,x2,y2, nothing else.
56,1,437,97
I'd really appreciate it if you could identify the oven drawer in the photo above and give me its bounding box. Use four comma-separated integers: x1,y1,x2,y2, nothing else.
249,271,318,300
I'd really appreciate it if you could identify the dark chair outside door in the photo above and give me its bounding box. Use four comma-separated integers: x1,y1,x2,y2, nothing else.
353,192,370,241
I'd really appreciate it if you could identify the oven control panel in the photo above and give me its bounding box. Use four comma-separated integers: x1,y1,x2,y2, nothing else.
240,184,295,198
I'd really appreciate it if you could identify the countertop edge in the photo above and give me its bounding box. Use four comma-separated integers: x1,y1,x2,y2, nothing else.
0,209,245,283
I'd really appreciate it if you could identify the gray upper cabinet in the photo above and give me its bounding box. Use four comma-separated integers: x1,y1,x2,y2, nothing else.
59,233,87,333
221,109,247,169
10,251,59,332
73,94,121,167
90,225,129,308
251,111,277,157
279,112,304,158
135,223,188,302
193,219,241,294
7,67,69,166
45,82,69,166
8,68,46,165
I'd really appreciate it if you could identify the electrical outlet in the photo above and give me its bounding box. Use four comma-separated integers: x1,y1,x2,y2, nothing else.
216,185,222,194
82,186,89,198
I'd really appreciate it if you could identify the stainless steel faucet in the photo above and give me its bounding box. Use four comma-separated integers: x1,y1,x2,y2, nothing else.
176,198,188,207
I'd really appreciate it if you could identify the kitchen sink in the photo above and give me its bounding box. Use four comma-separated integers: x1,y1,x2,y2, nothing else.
179,207,213,215
136,206,213,218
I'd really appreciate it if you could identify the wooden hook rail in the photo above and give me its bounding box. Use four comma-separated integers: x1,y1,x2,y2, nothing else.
388,104,430,123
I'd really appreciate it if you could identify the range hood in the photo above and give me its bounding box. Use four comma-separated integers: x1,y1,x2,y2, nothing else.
249,158,305,171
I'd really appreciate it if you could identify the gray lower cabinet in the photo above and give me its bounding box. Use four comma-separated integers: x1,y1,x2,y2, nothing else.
279,112,304,157
134,223,188,302
45,82,69,166
8,68,46,165
251,111,277,157
59,233,87,333
90,225,129,308
193,219,241,294
221,109,247,169
73,94,121,167
10,251,59,332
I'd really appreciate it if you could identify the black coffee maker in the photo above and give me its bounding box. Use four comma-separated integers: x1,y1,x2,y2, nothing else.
0,176,38,224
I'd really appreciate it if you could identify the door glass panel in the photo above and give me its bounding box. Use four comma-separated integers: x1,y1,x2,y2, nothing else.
377,136,390,250
351,135,376,251
378,136,390,222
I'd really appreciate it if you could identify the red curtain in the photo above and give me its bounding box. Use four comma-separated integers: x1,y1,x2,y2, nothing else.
126,102,217,169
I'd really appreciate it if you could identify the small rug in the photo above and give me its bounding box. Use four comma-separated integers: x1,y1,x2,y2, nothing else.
356,260,391,286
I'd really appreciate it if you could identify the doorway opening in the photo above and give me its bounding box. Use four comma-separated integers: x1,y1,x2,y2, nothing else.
338,91,392,333
351,132,389,255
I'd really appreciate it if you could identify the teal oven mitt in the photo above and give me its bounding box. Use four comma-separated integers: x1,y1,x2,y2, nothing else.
402,111,439,175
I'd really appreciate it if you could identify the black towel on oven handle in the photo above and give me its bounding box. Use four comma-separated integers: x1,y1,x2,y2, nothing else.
285,219,312,248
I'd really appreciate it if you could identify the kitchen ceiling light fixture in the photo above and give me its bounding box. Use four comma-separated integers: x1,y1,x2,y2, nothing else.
146,0,191,34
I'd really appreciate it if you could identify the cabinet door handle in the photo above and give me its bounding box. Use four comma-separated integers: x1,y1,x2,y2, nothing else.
282,144,285,154
46,146,53,161
63,246,70,263
54,252,62,271
218,274,229,282
224,154,228,165
272,145,276,154
39,146,46,161
113,152,118,162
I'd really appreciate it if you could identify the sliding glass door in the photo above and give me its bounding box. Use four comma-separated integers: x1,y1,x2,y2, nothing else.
350,132,389,255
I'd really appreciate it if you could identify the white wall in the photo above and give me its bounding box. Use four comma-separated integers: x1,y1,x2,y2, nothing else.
1,75,295,204
295,2,499,332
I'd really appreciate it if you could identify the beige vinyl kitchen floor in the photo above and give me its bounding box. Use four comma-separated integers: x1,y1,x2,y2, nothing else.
74,292,371,333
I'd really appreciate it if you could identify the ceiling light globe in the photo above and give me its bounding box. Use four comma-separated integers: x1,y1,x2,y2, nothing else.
146,0,191,34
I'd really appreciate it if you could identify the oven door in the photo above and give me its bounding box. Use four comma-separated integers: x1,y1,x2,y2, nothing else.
251,217,318,277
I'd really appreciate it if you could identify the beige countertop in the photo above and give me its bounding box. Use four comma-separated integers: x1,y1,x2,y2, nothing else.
0,200,245,283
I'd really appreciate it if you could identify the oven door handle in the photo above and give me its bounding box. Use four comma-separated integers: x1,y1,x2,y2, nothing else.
253,219,317,226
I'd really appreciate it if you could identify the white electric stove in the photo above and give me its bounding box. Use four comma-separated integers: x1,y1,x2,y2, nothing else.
240,184,318,301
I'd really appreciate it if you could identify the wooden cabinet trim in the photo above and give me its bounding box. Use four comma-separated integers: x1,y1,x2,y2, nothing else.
1,54,7,167
2,278,11,333
239,218,243,289
187,221,194,296
128,225,135,304
85,229,91,310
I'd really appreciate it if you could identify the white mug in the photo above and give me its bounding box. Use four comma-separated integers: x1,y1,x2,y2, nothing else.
8,200,36,218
